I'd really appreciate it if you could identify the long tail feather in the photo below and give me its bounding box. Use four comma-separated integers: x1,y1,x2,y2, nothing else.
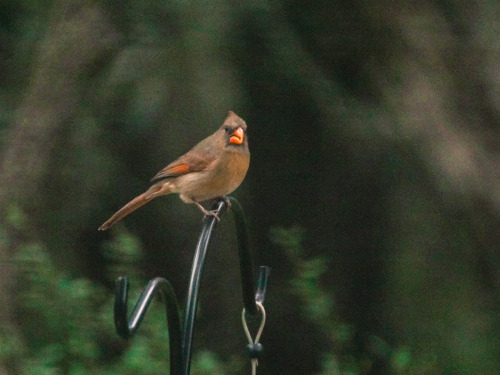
99,181,173,231
98,192,153,231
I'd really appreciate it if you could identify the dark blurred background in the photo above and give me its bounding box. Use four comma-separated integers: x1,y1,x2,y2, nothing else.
1,1,499,374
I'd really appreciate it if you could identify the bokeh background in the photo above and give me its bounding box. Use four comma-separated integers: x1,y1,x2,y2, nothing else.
1,1,499,374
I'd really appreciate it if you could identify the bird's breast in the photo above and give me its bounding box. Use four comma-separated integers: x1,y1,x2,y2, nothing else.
176,150,250,203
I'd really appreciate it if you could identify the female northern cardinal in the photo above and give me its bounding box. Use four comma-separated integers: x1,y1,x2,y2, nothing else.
98,111,250,230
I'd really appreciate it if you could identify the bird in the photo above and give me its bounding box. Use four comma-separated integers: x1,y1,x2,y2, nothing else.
98,111,250,231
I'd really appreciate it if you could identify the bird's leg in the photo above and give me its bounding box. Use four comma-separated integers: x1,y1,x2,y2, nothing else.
194,200,221,221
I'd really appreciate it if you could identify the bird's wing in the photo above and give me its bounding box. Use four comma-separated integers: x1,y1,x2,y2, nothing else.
151,151,218,181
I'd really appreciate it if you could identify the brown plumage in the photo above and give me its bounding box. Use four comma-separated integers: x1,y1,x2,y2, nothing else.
98,111,250,230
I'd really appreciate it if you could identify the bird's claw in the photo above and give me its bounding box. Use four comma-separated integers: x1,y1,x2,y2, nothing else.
194,200,221,221
202,210,221,222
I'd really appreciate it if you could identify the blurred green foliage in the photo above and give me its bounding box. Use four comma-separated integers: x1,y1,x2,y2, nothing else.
3,230,244,374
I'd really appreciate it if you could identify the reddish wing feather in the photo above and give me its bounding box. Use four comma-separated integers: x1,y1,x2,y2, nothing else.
151,152,216,181
165,163,190,175
151,163,189,180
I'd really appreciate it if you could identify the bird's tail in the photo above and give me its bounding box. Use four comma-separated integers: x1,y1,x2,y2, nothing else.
98,193,152,231
98,182,171,231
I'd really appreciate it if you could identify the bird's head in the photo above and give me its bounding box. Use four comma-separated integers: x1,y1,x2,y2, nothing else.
221,111,248,148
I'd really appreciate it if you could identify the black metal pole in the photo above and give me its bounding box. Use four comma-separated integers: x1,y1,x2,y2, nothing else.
180,199,225,375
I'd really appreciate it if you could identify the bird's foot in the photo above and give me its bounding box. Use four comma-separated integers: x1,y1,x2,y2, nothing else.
194,201,221,221
203,209,221,222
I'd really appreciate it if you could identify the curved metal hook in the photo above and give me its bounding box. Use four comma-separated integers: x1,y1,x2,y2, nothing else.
226,197,271,315
181,197,270,373
114,276,182,375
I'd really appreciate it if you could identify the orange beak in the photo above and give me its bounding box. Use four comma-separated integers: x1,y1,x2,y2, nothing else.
229,127,244,145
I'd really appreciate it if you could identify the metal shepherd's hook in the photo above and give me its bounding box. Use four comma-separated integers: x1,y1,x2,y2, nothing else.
113,197,270,375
